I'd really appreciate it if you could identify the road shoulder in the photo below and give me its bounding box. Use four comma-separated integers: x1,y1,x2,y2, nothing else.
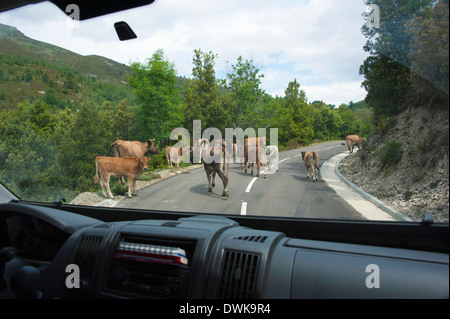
321,152,409,221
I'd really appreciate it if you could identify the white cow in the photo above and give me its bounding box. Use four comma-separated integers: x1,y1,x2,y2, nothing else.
265,145,279,172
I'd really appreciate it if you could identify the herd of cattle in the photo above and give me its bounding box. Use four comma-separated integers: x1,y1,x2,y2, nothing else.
94,135,365,199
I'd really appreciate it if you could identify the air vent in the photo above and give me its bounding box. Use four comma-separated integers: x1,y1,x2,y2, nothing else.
93,223,114,229
74,236,102,282
218,250,260,298
233,235,268,243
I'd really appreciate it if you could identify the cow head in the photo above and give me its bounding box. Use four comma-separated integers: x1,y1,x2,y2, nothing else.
139,156,149,171
301,151,306,160
146,139,158,155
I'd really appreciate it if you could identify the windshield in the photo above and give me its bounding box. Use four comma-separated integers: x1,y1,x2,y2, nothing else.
0,0,448,223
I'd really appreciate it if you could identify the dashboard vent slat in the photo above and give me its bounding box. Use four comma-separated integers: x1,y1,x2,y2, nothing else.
218,250,259,299
233,235,268,243
93,223,114,229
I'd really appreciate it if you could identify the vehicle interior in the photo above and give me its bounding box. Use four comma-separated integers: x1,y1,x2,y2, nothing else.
0,0,448,303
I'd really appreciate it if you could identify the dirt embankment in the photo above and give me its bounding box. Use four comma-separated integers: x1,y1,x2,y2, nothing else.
339,106,449,222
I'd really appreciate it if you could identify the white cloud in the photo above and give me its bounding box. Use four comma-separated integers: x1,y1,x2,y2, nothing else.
0,0,370,105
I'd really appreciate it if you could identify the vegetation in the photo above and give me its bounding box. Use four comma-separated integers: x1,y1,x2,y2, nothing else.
375,140,403,167
360,0,449,126
0,24,371,202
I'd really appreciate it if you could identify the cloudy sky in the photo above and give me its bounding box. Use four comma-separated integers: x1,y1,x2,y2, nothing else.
0,0,371,106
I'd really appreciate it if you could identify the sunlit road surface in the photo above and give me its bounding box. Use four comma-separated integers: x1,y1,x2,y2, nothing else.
120,141,364,220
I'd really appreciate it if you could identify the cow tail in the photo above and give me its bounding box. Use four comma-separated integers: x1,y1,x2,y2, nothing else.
95,157,100,183
313,152,319,172
108,142,115,157
110,141,121,157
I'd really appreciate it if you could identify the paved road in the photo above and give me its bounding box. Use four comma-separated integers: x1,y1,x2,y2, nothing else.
119,141,363,220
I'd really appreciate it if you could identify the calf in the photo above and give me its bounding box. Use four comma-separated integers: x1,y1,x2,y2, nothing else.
301,151,319,182
95,156,149,198
110,139,157,183
345,135,365,154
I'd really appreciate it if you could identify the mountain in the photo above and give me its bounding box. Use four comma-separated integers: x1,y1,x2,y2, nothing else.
0,23,129,83
0,23,138,110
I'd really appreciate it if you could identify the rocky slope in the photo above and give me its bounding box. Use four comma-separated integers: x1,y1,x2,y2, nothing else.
339,106,449,222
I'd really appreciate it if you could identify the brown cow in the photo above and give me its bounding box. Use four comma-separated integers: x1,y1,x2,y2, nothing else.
200,138,230,198
301,151,319,182
110,139,158,157
244,137,267,178
95,156,149,198
345,135,365,154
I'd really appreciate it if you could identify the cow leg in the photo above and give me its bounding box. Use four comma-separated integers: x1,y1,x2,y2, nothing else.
223,162,229,178
105,175,114,199
206,170,213,192
99,176,108,198
127,177,133,198
217,169,229,198
211,171,216,187
131,178,137,196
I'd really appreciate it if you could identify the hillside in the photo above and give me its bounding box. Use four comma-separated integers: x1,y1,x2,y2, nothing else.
0,23,140,111
339,106,449,222
0,23,129,83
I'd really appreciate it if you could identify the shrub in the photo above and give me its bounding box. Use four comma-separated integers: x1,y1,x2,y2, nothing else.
375,140,403,166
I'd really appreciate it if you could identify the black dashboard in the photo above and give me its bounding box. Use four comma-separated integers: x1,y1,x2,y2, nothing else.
0,202,448,299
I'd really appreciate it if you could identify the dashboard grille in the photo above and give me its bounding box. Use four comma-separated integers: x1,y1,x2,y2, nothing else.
75,236,102,281
218,250,260,298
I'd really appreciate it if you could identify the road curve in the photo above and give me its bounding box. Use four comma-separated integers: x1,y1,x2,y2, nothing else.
119,141,364,220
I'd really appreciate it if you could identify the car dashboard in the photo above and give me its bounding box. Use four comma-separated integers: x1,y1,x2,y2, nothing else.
0,202,448,299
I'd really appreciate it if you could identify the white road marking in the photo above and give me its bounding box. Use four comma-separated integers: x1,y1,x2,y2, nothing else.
240,202,247,215
279,158,289,163
245,177,258,193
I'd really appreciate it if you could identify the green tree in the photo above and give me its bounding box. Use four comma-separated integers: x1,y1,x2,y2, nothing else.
406,0,449,108
338,104,360,138
183,49,229,133
0,99,63,200
127,49,182,147
225,56,265,129
312,102,342,141
112,98,141,141
360,0,433,123
280,79,314,144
